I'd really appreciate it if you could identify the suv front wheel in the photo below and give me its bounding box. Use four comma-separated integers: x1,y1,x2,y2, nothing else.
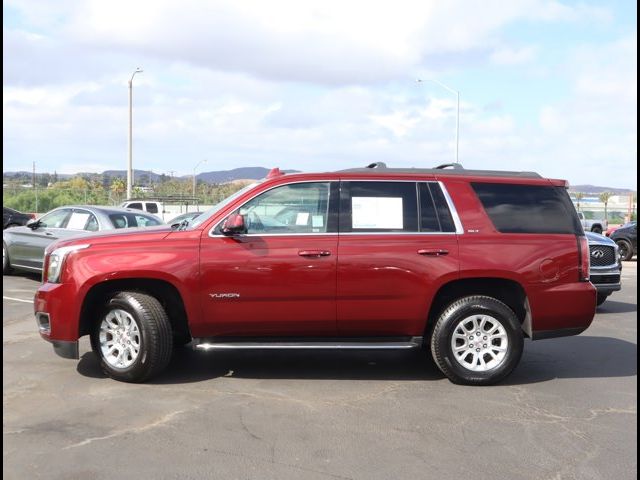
430,296,524,386
90,291,173,382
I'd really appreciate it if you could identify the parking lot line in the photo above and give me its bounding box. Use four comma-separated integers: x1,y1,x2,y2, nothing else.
3,296,32,304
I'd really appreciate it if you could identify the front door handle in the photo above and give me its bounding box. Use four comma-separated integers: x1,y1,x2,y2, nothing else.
417,249,449,256
298,250,331,258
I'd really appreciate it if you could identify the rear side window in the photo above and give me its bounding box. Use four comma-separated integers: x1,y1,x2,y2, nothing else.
341,182,418,232
134,215,162,227
472,183,581,234
418,183,456,233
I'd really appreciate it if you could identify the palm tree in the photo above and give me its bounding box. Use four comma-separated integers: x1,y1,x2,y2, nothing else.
599,191,614,222
574,192,584,212
110,178,126,204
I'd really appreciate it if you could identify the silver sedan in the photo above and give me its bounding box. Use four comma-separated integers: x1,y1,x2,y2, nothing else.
3,205,164,274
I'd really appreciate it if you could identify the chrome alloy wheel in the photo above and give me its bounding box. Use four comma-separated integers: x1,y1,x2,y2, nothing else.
450,314,508,372
99,309,141,369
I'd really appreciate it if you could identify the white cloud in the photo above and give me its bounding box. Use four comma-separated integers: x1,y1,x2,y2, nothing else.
2,1,636,189
490,46,537,65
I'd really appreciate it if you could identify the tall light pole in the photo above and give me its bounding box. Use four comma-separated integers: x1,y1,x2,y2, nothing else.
193,159,207,198
416,78,460,164
127,67,143,200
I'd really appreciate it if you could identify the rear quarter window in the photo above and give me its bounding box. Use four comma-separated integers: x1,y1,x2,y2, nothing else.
471,183,581,234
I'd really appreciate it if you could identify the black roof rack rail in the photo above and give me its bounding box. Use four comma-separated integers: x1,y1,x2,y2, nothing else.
434,163,464,170
337,165,542,178
366,162,387,169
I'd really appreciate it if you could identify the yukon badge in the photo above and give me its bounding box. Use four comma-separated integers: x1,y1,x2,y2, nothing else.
209,293,241,299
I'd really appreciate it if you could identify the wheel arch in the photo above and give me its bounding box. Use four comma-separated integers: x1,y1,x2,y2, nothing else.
426,277,531,342
79,278,191,341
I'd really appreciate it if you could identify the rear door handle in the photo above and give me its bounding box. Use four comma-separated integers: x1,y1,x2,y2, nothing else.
417,249,449,256
298,250,331,258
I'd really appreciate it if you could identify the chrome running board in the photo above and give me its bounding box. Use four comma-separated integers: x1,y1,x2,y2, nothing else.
194,336,423,351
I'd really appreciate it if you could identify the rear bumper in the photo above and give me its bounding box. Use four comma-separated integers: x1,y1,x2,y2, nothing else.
529,281,597,339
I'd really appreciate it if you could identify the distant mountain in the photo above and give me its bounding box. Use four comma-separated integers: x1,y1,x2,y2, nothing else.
569,185,636,195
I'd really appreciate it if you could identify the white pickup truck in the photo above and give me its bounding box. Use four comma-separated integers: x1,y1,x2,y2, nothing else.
577,211,607,234
120,200,207,223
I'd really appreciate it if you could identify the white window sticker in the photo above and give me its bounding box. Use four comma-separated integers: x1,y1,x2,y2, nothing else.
352,197,403,229
312,215,324,228
295,212,310,225
67,212,91,230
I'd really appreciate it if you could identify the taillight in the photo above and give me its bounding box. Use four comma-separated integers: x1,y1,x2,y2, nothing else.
577,235,590,282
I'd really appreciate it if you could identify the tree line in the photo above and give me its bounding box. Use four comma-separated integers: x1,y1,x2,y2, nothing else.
2,174,247,213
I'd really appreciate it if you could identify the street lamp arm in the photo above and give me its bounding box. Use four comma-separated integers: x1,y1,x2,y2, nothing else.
130,67,143,83
416,78,458,95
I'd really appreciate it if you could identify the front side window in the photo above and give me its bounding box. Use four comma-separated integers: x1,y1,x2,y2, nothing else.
225,182,333,234
38,209,72,228
127,203,143,210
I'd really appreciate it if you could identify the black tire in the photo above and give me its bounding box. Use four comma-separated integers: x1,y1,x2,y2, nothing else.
616,239,633,261
3,242,12,275
596,293,609,306
591,225,603,234
430,295,524,386
90,291,173,382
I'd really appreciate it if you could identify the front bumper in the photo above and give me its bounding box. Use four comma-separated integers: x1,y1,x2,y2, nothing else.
34,282,82,359
590,266,622,295
51,340,79,359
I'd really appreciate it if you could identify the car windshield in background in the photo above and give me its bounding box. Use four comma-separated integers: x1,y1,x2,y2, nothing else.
189,182,261,228
109,213,162,229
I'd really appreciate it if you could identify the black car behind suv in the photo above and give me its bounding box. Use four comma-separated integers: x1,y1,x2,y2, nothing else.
611,221,637,261
3,207,34,229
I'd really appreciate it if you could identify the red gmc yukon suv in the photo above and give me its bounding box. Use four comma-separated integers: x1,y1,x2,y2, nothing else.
34,164,596,385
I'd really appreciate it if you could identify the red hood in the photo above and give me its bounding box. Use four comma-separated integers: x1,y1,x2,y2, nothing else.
44,225,173,255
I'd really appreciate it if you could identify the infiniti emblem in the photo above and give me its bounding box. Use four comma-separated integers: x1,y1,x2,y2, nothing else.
591,249,605,259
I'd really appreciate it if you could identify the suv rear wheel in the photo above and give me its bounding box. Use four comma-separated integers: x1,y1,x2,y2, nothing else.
430,296,524,386
90,291,173,382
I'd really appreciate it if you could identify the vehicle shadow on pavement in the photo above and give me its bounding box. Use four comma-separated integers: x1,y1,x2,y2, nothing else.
78,348,447,383
596,300,637,314
77,336,637,385
504,336,637,385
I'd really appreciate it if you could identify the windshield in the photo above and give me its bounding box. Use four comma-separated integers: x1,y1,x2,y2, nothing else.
188,182,261,228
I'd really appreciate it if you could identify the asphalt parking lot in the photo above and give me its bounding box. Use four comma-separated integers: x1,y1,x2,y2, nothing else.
3,263,637,480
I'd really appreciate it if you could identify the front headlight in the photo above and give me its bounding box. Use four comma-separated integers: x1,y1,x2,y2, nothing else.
46,244,90,283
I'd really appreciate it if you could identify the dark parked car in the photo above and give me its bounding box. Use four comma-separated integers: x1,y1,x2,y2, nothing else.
35,164,597,386
586,232,621,306
610,221,637,261
3,205,163,274
3,207,35,229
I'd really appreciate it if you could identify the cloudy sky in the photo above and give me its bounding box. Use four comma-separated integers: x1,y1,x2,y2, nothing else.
3,0,637,188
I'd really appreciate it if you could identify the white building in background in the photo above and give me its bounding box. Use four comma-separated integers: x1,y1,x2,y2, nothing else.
570,193,636,224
